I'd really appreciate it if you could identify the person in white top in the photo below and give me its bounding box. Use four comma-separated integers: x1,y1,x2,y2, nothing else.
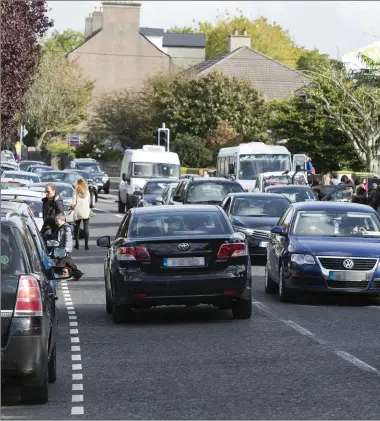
72,179,92,250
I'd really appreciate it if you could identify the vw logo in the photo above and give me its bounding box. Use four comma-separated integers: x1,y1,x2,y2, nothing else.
178,243,190,251
343,259,354,270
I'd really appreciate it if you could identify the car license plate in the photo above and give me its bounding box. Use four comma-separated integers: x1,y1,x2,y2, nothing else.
163,257,205,267
259,241,268,247
329,271,367,282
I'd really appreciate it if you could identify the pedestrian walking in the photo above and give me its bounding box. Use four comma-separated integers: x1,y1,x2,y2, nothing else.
54,213,84,281
351,186,368,205
72,178,92,250
368,183,380,211
41,183,65,235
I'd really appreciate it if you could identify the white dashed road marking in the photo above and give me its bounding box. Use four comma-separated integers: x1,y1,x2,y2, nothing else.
60,280,84,416
252,300,379,375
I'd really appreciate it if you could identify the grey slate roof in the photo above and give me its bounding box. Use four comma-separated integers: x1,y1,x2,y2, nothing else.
162,32,206,48
139,27,165,37
189,46,310,100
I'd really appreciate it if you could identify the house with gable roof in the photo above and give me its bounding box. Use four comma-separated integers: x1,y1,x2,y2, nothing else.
67,1,206,97
187,30,310,101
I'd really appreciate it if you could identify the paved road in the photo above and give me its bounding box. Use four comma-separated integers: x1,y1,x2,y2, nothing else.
2,197,380,420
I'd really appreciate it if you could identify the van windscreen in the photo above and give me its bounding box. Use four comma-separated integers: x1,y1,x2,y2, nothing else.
132,163,179,179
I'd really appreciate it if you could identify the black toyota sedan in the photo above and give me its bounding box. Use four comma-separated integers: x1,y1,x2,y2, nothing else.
136,178,180,207
1,210,70,404
220,193,291,257
97,205,252,323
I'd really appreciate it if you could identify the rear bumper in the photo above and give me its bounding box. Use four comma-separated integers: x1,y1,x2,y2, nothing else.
2,323,46,381
111,268,251,306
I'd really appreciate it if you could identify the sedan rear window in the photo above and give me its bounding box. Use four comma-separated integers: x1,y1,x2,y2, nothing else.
131,211,230,237
1,226,26,275
231,197,290,217
187,183,243,203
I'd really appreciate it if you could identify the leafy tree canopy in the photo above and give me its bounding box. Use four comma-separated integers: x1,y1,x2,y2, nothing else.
172,134,213,168
1,0,53,141
144,70,267,141
19,54,95,150
42,29,85,56
86,90,154,150
169,12,327,67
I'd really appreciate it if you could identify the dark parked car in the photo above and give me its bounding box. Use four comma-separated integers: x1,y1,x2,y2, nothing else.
265,184,318,203
171,178,244,205
69,158,110,194
26,165,53,174
265,201,380,302
19,160,47,172
97,205,252,323
39,171,97,207
136,178,180,207
1,210,70,403
63,169,100,202
220,193,291,256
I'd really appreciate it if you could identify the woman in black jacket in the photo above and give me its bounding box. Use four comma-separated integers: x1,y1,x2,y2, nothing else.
41,183,65,234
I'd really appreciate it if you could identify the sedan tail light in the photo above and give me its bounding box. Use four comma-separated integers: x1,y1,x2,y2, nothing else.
116,246,151,262
217,243,247,258
14,275,43,317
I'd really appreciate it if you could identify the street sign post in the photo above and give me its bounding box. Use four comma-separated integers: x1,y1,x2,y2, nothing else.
67,135,81,147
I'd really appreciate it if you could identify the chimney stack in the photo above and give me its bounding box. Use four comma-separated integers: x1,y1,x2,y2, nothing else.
85,13,93,37
101,1,141,32
228,30,251,52
92,6,103,32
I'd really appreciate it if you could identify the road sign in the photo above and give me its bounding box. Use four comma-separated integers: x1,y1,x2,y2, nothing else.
68,135,81,147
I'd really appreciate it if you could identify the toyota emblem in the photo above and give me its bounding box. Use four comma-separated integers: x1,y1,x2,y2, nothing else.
343,259,354,270
178,243,190,251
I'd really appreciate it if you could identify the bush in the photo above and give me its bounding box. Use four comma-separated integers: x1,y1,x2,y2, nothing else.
45,141,75,158
172,134,213,168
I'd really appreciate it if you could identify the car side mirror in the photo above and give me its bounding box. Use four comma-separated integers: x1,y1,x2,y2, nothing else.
51,246,67,259
52,266,72,280
134,190,142,196
97,235,111,248
271,226,285,236
229,163,235,175
235,231,246,240
156,196,163,205
122,173,128,182
173,195,182,202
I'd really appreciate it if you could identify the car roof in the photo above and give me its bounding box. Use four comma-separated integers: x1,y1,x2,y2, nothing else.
291,201,377,213
266,185,313,190
2,170,39,177
0,201,29,211
145,178,179,183
30,181,73,187
28,164,51,168
0,189,45,198
186,177,236,184
131,204,222,214
227,192,291,199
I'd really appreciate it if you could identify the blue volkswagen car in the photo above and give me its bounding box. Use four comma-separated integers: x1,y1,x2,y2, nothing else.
265,201,380,302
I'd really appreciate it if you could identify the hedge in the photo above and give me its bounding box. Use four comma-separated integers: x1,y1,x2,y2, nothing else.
181,167,216,175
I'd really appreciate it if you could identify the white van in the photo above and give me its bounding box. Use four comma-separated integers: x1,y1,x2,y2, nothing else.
118,145,180,212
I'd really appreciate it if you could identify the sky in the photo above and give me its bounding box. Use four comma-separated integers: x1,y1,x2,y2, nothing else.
46,1,380,58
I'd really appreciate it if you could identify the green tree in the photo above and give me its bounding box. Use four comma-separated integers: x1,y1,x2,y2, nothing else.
144,70,267,140
19,54,95,150
296,48,330,71
86,90,154,149
170,12,304,66
167,26,196,34
172,134,213,168
42,29,85,56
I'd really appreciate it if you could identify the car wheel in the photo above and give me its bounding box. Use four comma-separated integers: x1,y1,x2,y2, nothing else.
22,358,49,404
232,298,252,319
90,192,95,208
118,194,126,213
112,303,132,324
104,186,110,194
105,285,112,314
264,265,278,294
279,266,292,303
48,344,57,383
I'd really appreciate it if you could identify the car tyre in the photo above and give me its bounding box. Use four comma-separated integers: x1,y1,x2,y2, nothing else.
48,344,57,383
112,303,132,323
105,286,112,314
22,359,48,404
279,266,293,303
118,194,126,213
232,298,252,319
264,265,278,294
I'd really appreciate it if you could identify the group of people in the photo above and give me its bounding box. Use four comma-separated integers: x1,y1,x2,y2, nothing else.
41,179,93,281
